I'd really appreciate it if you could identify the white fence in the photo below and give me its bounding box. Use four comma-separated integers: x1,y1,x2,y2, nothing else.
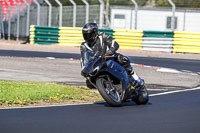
111,7,200,32
1,0,200,41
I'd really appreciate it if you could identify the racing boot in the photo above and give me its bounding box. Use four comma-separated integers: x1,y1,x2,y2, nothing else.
123,61,149,104
126,66,147,96
125,65,144,88
129,70,149,104
129,71,144,90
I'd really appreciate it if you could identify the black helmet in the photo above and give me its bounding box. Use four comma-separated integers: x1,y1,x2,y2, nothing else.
82,23,98,43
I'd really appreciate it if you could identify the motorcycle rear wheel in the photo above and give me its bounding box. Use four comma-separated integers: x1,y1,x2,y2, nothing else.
132,86,149,105
96,78,122,107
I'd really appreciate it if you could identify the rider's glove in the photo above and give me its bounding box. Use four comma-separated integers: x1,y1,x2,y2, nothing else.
80,43,86,52
106,47,115,55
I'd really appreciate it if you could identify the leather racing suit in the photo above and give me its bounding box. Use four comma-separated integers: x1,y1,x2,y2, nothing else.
80,32,132,73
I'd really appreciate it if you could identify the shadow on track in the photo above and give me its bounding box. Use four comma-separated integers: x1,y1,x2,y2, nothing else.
94,101,152,107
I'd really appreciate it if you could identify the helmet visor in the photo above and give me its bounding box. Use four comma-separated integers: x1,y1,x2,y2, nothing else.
83,32,93,41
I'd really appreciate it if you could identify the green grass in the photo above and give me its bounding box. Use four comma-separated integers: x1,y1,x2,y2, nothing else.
0,81,102,107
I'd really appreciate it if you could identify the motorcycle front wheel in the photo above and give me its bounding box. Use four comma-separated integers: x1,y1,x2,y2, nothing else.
96,78,122,107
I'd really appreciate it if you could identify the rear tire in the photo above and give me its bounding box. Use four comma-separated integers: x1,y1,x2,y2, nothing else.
96,78,122,107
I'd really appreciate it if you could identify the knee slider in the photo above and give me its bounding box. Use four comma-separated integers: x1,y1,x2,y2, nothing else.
117,55,130,65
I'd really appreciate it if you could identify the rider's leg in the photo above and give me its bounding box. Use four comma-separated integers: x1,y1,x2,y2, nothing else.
115,53,144,90
125,65,145,90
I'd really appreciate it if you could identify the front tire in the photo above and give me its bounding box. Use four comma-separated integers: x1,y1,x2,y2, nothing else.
96,78,122,107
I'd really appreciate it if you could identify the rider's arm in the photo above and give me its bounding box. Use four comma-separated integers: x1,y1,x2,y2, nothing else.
80,42,96,67
80,42,87,68
103,33,119,55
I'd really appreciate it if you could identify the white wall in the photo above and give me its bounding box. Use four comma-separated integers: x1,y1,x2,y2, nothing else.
111,9,131,30
111,8,200,32
185,12,200,32
137,10,184,31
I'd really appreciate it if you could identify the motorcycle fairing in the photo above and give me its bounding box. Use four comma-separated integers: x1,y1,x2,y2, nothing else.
106,60,131,90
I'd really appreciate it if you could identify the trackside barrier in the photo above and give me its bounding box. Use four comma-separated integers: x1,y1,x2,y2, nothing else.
113,30,143,50
30,25,59,44
142,31,174,52
29,26,200,54
173,31,200,54
58,28,114,46
99,29,114,37
59,27,82,46
30,25,115,46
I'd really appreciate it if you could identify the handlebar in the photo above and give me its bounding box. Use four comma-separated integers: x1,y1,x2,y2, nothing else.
104,56,113,58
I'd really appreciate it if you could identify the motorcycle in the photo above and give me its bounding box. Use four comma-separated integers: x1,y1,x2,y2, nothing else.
81,52,149,107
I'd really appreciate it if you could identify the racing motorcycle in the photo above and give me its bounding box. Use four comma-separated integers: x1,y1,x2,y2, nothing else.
81,51,149,107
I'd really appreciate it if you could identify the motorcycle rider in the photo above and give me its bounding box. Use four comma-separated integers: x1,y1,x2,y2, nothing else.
80,22,144,92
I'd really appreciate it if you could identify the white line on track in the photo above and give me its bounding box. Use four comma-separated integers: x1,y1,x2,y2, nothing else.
148,89,169,91
0,103,93,110
149,86,200,97
1,86,200,110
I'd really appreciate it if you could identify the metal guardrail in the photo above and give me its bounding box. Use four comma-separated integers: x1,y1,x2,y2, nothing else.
0,4,4,39
33,0,41,26
55,0,62,27
0,0,178,40
13,0,20,41
4,0,11,40
23,0,30,37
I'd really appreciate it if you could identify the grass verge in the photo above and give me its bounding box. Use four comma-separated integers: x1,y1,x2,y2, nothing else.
0,81,102,108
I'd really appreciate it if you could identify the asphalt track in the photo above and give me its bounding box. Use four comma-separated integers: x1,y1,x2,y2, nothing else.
0,49,200,133
0,88,200,133
0,49,200,73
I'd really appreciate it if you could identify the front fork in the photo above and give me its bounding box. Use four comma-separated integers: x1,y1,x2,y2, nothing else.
86,77,97,89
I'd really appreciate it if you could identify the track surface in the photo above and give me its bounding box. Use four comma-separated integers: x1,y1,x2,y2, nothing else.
0,49,200,73
0,89,200,133
0,48,200,133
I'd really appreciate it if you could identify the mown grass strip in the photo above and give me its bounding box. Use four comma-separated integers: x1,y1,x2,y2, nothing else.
0,81,102,107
